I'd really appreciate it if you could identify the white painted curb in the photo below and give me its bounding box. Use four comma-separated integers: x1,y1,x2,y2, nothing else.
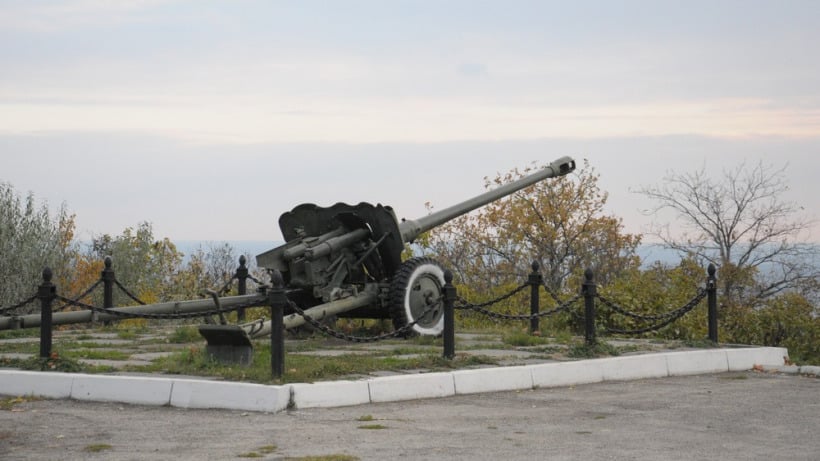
531,360,604,388
71,374,173,406
291,380,370,409
453,365,533,395
598,354,669,381
725,347,788,371
666,349,729,376
0,370,74,399
0,347,793,412
170,379,291,413
368,373,455,403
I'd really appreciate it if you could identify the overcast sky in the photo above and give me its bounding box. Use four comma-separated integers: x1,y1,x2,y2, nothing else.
1,1,818,245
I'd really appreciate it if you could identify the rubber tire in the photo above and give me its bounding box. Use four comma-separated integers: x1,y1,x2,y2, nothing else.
389,257,445,336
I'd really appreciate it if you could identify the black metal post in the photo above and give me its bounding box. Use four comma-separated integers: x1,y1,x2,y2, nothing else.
443,269,456,360
236,255,249,322
38,267,56,358
582,268,596,346
101,256,115,326
269,270,286,379
707,263,718,343
528,261,543,334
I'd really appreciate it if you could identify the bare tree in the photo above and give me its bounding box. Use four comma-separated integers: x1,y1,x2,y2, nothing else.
637,161,818,306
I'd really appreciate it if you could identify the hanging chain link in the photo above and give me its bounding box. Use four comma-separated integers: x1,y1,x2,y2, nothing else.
454,283,530,310
456,292,581,321
113,279,148,305
53,280,103,312
0,294,39,315
602,290,708,335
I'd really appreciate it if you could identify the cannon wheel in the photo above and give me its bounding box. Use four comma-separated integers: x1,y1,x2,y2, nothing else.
389,257,445,336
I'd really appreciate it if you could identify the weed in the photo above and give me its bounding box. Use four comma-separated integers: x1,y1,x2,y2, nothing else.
84,444,113,453
357,415,375,422
237,452,263,458
258,445,277,454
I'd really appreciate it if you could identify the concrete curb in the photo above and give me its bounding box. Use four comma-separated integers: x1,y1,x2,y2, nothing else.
0,347,790,412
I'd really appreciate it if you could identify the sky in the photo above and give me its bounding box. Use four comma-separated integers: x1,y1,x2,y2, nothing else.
1,0,819,246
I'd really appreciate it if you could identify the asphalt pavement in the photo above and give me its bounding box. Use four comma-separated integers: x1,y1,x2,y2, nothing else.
2,371,818,461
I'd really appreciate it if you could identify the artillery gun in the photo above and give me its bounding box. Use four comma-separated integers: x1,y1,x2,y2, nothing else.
0,156,575,339
246,155,576,337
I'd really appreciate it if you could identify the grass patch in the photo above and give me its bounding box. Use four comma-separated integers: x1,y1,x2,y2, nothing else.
0,342,38,353
567,341,621,358
358,424,388,430
683,339,719,349
169,326,202,344
134,344,498,383
720,373,749,380
357,415,375,422
116,330,139,340
18,353,85,372
237,452,263,458
284,456,359,461
503,331,553,347
62,349,131,361
0,329,40,339
0,395,42,411
84,444,113,453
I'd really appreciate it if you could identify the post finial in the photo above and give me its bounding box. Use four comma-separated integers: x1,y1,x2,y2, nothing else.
270,269,284,288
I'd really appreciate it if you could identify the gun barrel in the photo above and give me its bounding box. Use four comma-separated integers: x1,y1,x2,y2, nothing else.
398,155,575,242
0,294,268,330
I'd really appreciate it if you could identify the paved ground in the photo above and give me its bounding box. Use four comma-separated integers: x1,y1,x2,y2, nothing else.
2,371,818,461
